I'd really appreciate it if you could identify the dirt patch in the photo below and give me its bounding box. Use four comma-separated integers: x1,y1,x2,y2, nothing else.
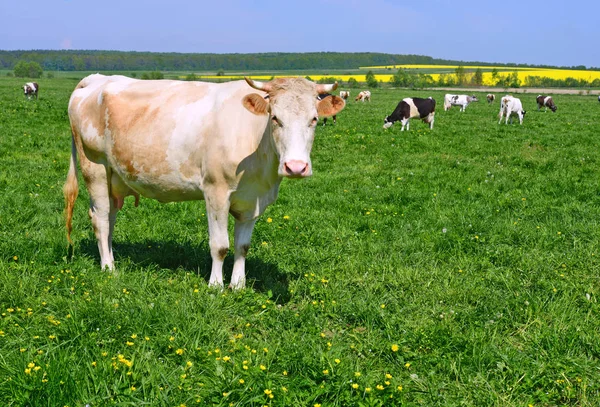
423,86,600,96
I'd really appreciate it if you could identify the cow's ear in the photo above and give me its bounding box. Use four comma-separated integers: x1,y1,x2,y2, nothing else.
243,93,270,115
317,95,345,117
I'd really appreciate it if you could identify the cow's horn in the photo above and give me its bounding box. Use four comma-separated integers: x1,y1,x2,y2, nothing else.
316,82,338,93
245,77,272,92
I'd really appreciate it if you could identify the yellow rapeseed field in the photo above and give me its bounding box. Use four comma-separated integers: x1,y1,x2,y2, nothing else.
188,65,600,86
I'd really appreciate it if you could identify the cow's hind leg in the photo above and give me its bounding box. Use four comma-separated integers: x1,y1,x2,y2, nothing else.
230,218,258,290
81,159,119,270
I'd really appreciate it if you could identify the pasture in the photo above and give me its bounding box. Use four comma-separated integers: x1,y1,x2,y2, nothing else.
1,76,600,406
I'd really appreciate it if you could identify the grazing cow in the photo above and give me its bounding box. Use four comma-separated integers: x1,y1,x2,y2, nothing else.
486,94,495,104
536,95,557,112
317,93,343,125
443,94,478,112
598,95,600,103
64,74,345,289
23,82,38,99
383,97,436,131
339,90,350,100
498,95,526,125
355,90,371,102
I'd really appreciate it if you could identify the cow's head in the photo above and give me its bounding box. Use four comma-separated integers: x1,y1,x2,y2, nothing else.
550,105,557,112
383,116,394,129
243,77,345,178
471,95,479,102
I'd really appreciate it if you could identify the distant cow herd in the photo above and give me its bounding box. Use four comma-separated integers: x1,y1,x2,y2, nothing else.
11,73,589,288
314,87,564,129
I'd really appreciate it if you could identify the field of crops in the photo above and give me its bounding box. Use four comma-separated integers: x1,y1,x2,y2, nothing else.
197,65,600,87
1,75,600,406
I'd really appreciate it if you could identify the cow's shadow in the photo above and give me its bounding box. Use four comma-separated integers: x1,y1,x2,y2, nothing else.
73,238,291,303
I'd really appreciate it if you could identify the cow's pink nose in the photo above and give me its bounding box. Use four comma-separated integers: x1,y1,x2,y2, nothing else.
284,160,309,177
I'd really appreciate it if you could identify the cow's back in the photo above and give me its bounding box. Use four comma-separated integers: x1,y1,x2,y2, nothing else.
68,74,268,202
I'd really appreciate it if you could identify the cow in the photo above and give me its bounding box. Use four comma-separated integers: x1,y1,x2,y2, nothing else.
498,95,526,125
23,82,39,99
383,97,436,131
443,94,478,112
63,74,345,289
317,93,339,125
536,95,557,112
355,90,371,102
339,90,350,100
486,94,495,104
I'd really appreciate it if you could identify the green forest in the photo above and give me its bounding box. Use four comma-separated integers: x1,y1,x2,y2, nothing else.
0,50,592,72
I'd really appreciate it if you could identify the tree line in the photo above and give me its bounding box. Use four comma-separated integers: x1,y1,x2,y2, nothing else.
1,50,596,73
5,50,599,88
385,67,600,89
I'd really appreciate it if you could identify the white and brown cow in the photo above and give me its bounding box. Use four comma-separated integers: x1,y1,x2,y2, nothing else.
486,94,495,104
64,74,345,289
317,93,341,125
339,90,350,100
355,90,371,102
443,94,478,112
536,95,557,112
499,95,526,125
383,97,436,131
23,82,38,99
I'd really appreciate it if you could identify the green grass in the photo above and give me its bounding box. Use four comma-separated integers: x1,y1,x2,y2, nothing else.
1,75,600,406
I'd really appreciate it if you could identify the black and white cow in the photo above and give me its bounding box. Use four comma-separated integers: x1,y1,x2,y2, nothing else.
23,82,39,99
536,95,557,112
443,94,478,112
383,97,436,131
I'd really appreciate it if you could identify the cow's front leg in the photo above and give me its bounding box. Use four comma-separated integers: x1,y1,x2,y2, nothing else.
205,192,231,288
230,218,258,290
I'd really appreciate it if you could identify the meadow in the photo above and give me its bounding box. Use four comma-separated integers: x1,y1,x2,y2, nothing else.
1,75,600,406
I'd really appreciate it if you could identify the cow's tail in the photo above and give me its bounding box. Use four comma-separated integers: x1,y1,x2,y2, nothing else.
63,133,79,246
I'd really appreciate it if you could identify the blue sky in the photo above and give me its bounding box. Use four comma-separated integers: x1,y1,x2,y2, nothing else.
1,0,598,67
